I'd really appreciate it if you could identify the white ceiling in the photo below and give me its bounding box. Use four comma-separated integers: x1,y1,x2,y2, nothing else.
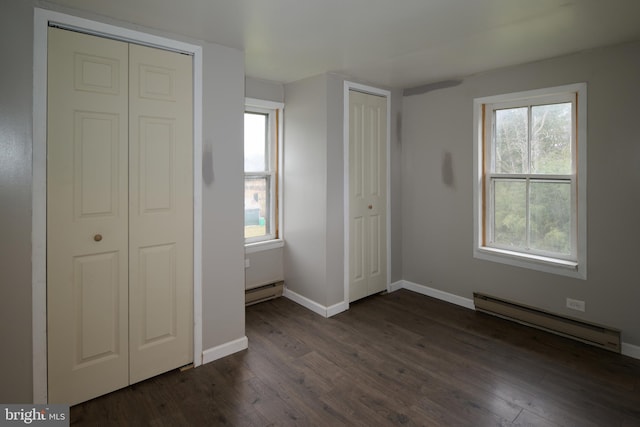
45,0,640,88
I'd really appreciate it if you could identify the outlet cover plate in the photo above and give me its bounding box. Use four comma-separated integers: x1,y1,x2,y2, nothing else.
566,298,585,312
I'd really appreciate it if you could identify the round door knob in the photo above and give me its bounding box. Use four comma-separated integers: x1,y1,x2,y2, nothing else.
94,234,103,242
368,205,373,209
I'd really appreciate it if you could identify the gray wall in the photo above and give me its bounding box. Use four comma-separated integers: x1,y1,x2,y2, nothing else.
245,77,285,103
283,73,403,309
0,0,35,404
0,2,246,402
283,74,330,305
401,41,640,346
201,42,246,351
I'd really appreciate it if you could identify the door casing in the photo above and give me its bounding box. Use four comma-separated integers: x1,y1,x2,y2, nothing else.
32,8,204,403
342,81,391,308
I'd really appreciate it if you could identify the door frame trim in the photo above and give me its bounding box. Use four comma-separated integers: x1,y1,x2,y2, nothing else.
32,8,204,403
342,81,391,307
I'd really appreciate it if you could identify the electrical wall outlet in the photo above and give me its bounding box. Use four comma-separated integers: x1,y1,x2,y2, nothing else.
566,298,585,312
244,258,250,268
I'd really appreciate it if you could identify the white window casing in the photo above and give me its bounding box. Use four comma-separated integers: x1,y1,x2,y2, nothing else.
473,83,587,279
244,98,284,249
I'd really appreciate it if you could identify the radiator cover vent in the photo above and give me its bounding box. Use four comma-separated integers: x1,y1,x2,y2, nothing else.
246,281,284,306
473,292,621,353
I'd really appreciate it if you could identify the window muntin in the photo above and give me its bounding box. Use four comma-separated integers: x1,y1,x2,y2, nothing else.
475,84,586,278
244,107,277,243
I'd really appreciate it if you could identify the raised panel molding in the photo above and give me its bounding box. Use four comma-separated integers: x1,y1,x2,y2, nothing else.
138,117,175,213
137,244,177,348
74,111,120,219
74,53,120,95
138,64,176,101
73,252,121,366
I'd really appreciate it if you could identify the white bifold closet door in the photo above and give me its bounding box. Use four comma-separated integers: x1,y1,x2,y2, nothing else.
47,27,193,405
349,90,388,303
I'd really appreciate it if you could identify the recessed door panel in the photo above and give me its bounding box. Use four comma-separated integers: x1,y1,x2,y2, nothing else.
368,214,381,277
138,244,177,346
74,111,121,219
139,117,175,213
139,64,176,101
74,53,121,95
74,252,122,366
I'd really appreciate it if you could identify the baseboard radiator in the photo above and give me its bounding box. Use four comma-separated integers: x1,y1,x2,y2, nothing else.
245,281,284,306
473,292,621,353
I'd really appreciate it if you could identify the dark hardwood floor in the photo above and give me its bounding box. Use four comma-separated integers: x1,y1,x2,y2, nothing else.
71,289,640,426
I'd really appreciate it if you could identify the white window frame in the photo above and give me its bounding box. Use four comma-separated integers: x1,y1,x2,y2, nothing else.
244,98,284,252
473,83,587,279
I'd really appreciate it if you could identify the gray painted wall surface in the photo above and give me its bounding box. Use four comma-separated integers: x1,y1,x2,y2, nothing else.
401,41,640,345
201,42,246,351
283,74,329,305
0,2,246,402
245,77,285,103
283,73,403,309
0,0,35,404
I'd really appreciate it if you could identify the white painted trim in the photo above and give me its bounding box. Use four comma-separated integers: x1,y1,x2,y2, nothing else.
245,97,284,110
32,8,49,405
392,280,475,310
243,97,284,246
473,83,587,280
343,81,392,305
326,301,349,317
283,287,346,318
32,8,204,402
388,280,404,292
245,239,284,254
622,342,640,360
202,336,249,365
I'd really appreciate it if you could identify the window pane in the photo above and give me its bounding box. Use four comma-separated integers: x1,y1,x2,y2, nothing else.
495,107,528,174
244,113,267,172
531,103,572,174
529,181,571,254
244,176,271,238
493,180,526,248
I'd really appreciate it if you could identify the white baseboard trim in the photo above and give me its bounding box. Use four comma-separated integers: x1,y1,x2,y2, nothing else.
327,301,349,317
202,336,248,365
622,342,640,360
389,280,404,292
391,281,640,360
283,287,347,318
390,280,475,310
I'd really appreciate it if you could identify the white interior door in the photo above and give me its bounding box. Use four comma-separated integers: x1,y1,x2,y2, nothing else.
128,43,193,383
47,27,130,405
47,27,193,405
349,90,388,302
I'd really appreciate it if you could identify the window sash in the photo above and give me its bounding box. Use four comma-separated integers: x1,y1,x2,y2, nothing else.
483,96,578,262
486,176,576,260
244,106,278,243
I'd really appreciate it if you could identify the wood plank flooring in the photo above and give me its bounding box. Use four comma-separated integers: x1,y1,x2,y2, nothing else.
71,289,640,426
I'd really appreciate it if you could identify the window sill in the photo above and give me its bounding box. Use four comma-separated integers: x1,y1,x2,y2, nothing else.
245,239,284,254
474,246,585,279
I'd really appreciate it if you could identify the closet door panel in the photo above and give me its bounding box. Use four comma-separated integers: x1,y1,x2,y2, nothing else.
128,43,193,383
47,27,129,405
